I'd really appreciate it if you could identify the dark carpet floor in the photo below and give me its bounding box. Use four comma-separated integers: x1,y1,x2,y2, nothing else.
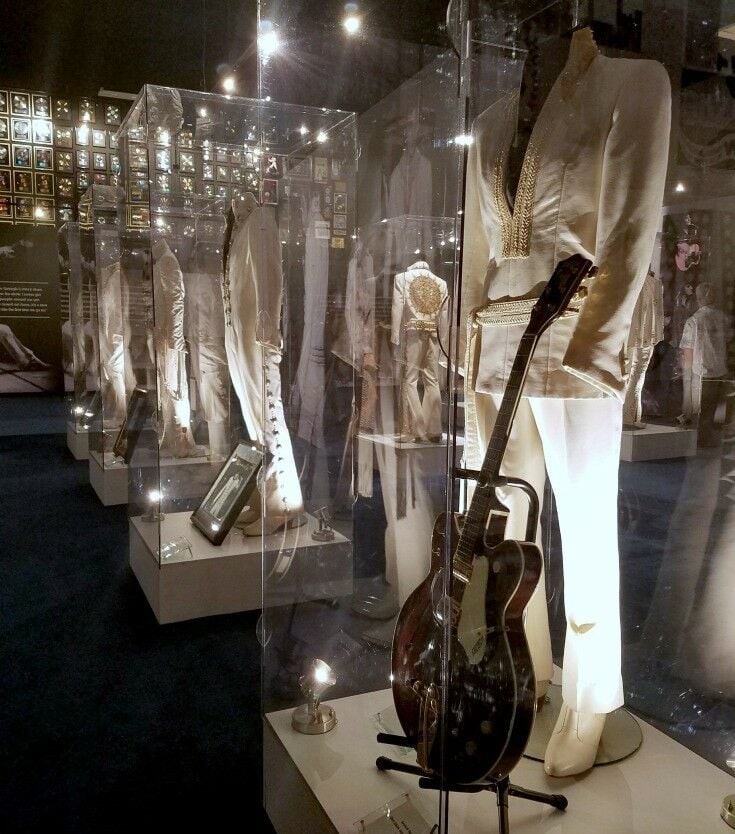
0,432,276,833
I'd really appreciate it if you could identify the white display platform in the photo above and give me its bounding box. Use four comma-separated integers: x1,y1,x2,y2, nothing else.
130,510,352,624
66,421,89,460
358,432,464,451
89,449,128,505
620,423,697,462
264,688,735,834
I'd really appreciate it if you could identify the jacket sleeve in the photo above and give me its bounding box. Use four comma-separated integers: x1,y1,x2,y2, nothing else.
391,272,405,346
562,60,671,399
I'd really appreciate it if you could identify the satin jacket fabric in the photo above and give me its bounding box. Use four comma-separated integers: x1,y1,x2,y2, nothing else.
390,261,448,347
461,29,671,401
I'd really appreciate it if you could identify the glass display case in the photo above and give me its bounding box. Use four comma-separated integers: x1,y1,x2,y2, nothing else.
117,85,358,624
258,2,735,833
78,184,132,504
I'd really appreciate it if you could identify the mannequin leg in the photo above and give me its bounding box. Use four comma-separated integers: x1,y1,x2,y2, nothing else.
473,392,554,694
420,331,442,440
400,330,426,440
530,397,624,775
623,345,653,426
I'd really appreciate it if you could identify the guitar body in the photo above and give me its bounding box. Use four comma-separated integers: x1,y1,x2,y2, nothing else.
392,512,542,784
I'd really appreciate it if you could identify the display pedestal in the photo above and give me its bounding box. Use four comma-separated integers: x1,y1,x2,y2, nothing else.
89,449,128,505
620,423,697,461
264,688,735,834
130,511,352,624
66,421,89,460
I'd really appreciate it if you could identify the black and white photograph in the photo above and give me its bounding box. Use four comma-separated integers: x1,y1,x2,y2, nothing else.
92,129,106,147
76,171,89,189
74,125,90,145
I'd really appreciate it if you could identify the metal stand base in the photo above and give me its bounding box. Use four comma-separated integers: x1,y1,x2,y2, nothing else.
375,735,567,834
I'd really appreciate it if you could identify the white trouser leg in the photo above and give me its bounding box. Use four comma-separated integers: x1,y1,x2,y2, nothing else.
530,396,624,714
420,332,442,437
623,345,653,425
682,367,702,419
401,330,427,439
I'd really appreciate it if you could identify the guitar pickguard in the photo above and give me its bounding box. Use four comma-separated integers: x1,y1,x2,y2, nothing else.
457,554,489,665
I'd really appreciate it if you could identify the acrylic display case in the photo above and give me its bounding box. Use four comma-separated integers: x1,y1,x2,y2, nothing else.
258,2,735,833
117,85,358,624
77,185,133,504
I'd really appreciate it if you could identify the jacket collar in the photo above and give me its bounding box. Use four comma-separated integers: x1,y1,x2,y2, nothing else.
559,27,600,100
407,260,431,273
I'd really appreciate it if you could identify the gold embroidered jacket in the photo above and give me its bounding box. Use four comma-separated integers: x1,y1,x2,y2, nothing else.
461,29,671,401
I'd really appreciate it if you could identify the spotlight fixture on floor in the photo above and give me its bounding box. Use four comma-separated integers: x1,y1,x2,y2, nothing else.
292,659,337,734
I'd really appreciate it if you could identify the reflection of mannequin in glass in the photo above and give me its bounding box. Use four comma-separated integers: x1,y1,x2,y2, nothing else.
97,252,133,426
461,20,671,775
390,259,447,442
623,267,664,427
223,192,304,536
679,283,731,431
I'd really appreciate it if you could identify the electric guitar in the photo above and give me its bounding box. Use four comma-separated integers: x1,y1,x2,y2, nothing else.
390,254,594,785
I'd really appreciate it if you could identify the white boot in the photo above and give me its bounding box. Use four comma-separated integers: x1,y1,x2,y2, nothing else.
544,702,605,777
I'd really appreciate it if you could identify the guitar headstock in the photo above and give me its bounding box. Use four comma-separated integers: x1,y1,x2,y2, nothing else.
529,255,594,336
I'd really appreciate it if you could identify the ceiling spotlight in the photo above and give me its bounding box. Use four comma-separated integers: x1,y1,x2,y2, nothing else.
453,134,474,146
292,659,337,734
343,14,361,35
223,75,236,94
258,21,279,60
198,107,208,119
143,488,164,523
299,125,309,135
316,130,328,143
675,182,686,193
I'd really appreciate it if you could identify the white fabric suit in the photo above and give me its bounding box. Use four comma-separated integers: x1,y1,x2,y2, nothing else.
97,260,131,424
462,29,671,713
223,193,303,519
390,261,448,440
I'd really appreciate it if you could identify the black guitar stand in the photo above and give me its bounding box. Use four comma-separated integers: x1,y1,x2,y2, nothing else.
374,468,567,832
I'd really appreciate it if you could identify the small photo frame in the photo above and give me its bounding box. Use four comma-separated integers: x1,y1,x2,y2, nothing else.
32,119,52,145
13,170,33,194
0,196,12,219
216,165,229,182
262,178,278,205
0,91,7,115
93,152,106,171
93,173,107,185
105,104,121,126
54,126,73,148
34,198,54,223
263,154,280,177
178,151,195,173
78,97,96,123
57,176,74,198
77,171,90,189
76,150,89,168
313,156,329,183
14,196,33,220
34,147,53,170
109,155,120,175
0,144,8,166
108,133,118,150
155,148,171,171
56,151,73,173
35,172,54,195
54,98,71,121
92,129,106,148
331,157,344,179
334,192,346,214
0,118,7,140
0,169,10,192
32,95,50,118
333,213,347,233
11,92,30,116
190,443,262,545
11,118,31,142
13,144,31,167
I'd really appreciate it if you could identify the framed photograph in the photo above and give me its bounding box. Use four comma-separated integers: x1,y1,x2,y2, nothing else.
74,125,90,145
14,196,33,220
178,151,195,173
190,443,262,545
78,97,96,123
92,129,106,148
76,149,89,168
54,98,71,121
129,144,147,171
56,204,73,223
263,154,280,178
112,387,155,462
0,169,10,192
14,170,33,193
57,176,73,198
34,147,53,170
77,171,90,189
11,118,31,142
93,173,107,185
0,118,7,140
262,178,278,205
104,104,121,126
54,126,73,148
109,155,120,175
34,198,54,223
313,156,329,183
11,92,30,116
0,196,12,219
155,148,170,171
56,151,73,173
0,91,7,114
35,172,53,195
32,95,50,118
334,192,346,214
202,163,214,181
180,175,195,195
13,144,31,167
333,212,347,233
216,165,229,182
108,133,118,150
93,152,106,171
0,144,8,167
32,119,52,145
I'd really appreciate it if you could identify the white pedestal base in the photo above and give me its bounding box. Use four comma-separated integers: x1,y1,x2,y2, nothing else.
130,511,353,624
620,423,697,462
66,421,89,460
264,689,735,834
89,449,128,505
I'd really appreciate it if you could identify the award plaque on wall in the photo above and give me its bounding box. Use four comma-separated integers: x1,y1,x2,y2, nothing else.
104,105,121,126
56,151,73,173
32,119,52,145
34,148,53,170
35,173,53,196
57,176,73,198
78,97,96,123
0,92,7,114
92,129,106,148
35,198,53,223
13,144,31,167
0,144,8,167
54,126,73,148
190,443,262,545
0,118,7,140
56,204,73,223
54,98,70,121
11,92,30,116
14,196,33,220
0,169,10,192
32,95,50,117
13,170,32,193
11,118,31,142
0,196,12,219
